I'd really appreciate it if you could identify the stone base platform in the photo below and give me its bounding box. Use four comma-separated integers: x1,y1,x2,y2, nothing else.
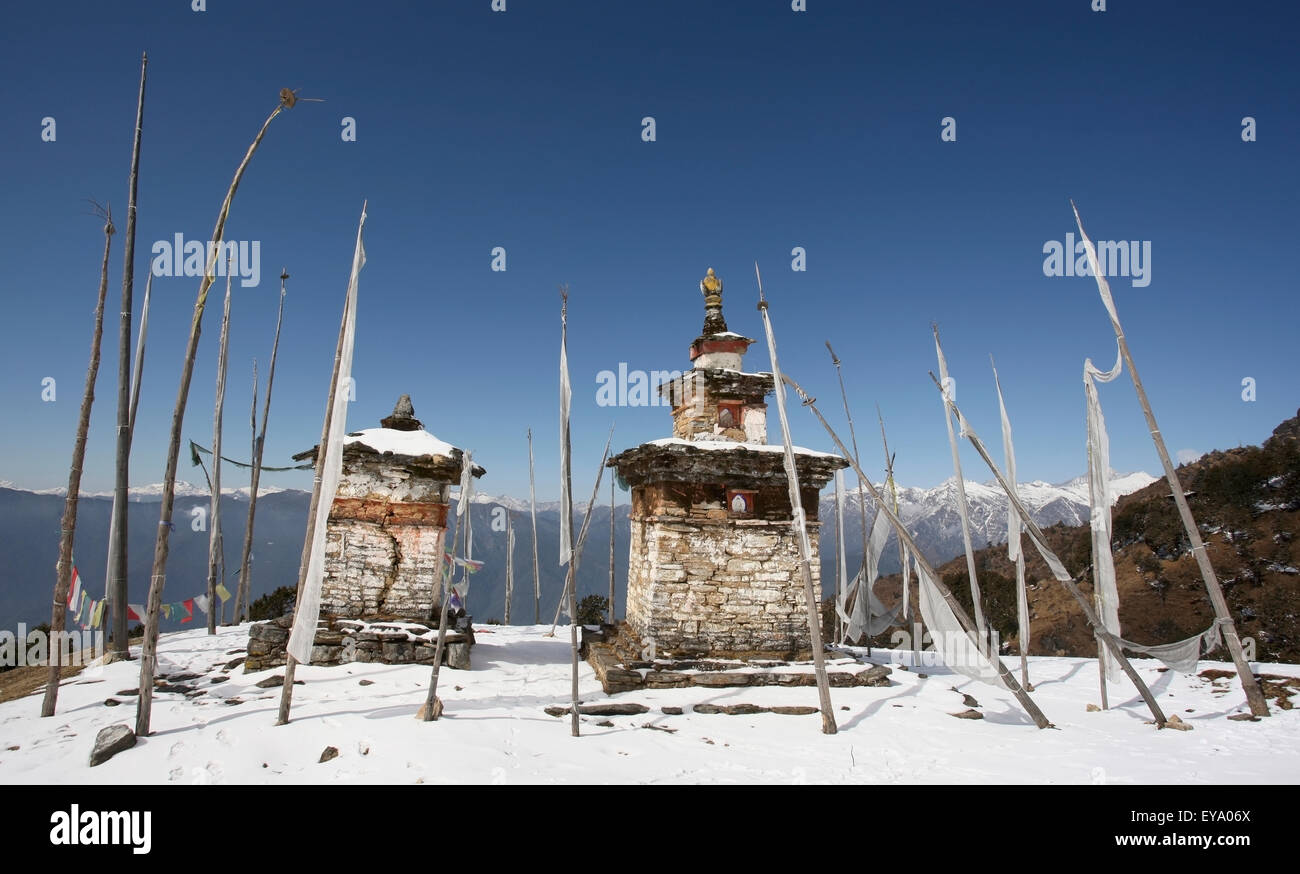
245,614,474,673
583,622,891,694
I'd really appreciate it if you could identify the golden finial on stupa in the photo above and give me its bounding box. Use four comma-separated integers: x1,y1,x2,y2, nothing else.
700,267,723,297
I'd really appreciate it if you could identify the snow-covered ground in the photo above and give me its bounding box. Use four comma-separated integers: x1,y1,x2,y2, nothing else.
1,624,1297,785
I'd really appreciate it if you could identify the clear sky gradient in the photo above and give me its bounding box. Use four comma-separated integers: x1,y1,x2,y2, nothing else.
1,0,1296,502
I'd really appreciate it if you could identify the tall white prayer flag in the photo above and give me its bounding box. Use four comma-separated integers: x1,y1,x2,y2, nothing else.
287,205,366,665
993,362,1031,662
1085,346,1125,682
558,297,573,567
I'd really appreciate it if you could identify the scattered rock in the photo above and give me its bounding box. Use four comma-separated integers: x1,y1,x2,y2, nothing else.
544,706,567,718
1162,715,1193,731
153,682,191,695
917,673,929,679
1086,703,1101,712
857,665,893,687
840,705,850,711
641,722,677,733
358,679,374,686
416,699,444,720
961,694,980,708
1227,713,1260,722
224,657,246,671
454,685,463,691
89,724,136,767
693,703,767,716
6,745,18,751
771,706,820,715
951,709,984,720
115,688,140,697
319,746,339,763
595,719,615,728
255,675,285,689
210,676,229,684
223,698,243,706
166,672,201,682
661,706,683,715
103,698,121,707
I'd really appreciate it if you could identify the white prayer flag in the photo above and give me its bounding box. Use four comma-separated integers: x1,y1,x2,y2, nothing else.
558,303,573,566
288,204,366,665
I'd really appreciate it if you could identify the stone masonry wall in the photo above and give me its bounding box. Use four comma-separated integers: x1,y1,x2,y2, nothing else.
319,518,445,619
625,515,822,660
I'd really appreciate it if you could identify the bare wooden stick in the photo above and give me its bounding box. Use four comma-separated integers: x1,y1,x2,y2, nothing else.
206,267,233,635
528,428,540,625
826,341,871,646
235,269,287,623
782,372,1054,730
504,509,514,625
926,370,1168,726
137,92,295,737
1071,201,1268,718
559,288,580,737
424,453,472,721
42,206,114,718
107,53,148,659
757,265,836,734
608,465,616,624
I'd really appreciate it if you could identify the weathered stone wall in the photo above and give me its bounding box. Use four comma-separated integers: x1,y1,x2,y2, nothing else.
318,451,451,620
625,515,822,660
319,519,445,618
245,615,472,672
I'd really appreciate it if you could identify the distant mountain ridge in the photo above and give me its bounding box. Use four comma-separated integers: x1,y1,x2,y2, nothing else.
0,470,1153,630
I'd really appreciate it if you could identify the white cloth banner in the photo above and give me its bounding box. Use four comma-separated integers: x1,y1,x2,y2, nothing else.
287,206,365,665
452,452,475,600
934,330,987,646
558,310,573,567
834,470,850,627
1085,345,1124,681
915,554,1008,689
993,364,1030,658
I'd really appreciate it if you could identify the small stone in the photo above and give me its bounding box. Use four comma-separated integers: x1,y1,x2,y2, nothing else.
917,674,928,679
416,699,444,720
961,694,980,708
595,720,615,728
255,675,285,689
104,698,120,707
771,706,819,716
951,709,984,720
223,697,244,706
840,705,849,711
89,724,136,767
1226,713,1259,722
224,657,246,671
358,679,374,686
661,706,684,715
115,688,140,697
319,746,339,763
1162,714,1193,731
210,676,229,685
1086,703,1101,712
544,706,568,718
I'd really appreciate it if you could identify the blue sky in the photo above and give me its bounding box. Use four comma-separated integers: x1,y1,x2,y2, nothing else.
1,0,1296,501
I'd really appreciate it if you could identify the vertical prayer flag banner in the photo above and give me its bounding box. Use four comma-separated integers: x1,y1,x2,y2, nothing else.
194,594,210,615
181,598,195,624
558,298,573,567
127,604,144,621
91,599,106,628
288,204,366,666
161,604,171,620
216,582,232,602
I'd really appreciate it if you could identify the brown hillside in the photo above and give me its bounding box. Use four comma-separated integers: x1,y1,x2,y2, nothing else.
862,408,1300,664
